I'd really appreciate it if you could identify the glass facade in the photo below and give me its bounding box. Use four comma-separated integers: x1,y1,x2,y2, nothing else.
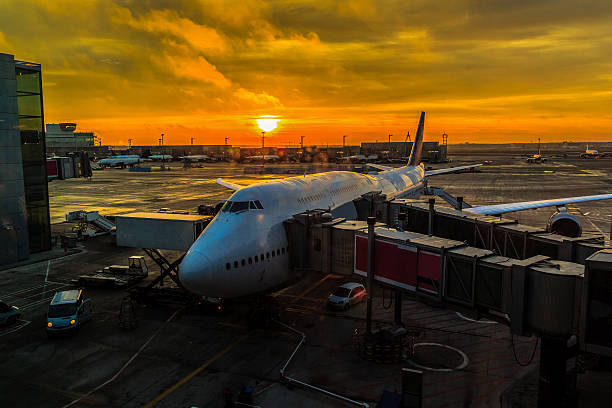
16,62,51,253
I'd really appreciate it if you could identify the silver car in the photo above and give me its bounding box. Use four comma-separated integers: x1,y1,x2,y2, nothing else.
0,300,21,326
327,283,367,311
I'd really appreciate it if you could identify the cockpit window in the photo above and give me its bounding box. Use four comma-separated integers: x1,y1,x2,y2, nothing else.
231,201,249,213
221,201,233,212
254,200,264,209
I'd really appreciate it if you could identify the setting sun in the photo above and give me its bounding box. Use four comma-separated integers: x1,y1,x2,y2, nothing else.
256,117,279,133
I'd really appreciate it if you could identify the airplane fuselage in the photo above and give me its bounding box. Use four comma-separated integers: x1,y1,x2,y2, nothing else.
179,164,425,298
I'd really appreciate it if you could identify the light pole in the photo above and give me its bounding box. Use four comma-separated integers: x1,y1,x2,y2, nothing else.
343,135,347,156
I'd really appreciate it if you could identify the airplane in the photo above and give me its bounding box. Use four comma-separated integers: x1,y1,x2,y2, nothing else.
149,154,173,161
244,154,281,162
526,138,547,163
178,112,612,299
339,154,379,163
180,154,214,162
97,155,148,167
580,145,605,159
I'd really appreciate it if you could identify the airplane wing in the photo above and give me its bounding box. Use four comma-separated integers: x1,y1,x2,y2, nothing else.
425,164,482,177
465,193,612,215
367,163,394,172
216,178,243,191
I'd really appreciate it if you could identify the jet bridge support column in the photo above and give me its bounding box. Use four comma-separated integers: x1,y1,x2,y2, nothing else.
366,216,376,334
394,291,402,325
538,336,577,408
428,199,435,236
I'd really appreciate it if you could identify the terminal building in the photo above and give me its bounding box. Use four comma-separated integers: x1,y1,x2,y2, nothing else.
361,141,447,162
0,53,51,265
45,122,95,153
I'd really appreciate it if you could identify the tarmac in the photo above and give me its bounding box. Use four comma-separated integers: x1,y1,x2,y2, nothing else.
1,153,611,407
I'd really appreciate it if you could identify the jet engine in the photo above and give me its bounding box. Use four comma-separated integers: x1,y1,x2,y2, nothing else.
546,207,582,237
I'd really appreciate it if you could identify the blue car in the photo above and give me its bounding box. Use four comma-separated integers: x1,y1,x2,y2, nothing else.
0,300,21,326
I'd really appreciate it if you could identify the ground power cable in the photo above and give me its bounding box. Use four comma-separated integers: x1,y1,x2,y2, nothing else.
274,319,370,408
61,308,181,408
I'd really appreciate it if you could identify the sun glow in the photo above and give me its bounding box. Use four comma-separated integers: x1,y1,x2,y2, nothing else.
256,116,279,132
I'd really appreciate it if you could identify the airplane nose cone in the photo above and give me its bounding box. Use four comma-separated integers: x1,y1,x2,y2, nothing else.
179,249,214,295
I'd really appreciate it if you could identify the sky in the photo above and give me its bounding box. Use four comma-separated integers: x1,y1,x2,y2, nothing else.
2,0,612,146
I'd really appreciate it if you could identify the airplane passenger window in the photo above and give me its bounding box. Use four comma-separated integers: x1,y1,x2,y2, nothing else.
255,255,258,262
231,202,249,213
234,261,238,268
248,257,252,264
272,251,275,257
282,248,285,254
286,246,289,253
226,263,231,270
266,252,270,259
261,253,264,260
241,259,246,266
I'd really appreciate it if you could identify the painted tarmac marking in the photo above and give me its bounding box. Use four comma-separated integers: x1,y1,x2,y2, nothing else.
408,342,469,372
0,281,66,298
289,274,338,305
0,319,31,337
4,283,70,302
144,333,250,408
19,296,56,311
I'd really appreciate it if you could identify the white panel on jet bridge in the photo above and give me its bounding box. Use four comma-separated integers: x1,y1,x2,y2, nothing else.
115,212,211,251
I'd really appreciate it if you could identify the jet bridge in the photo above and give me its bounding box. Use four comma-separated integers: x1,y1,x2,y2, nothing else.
285,210,612,408
358,195,606,265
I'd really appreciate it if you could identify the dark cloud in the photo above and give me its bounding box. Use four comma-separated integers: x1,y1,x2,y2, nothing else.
0,0,610,143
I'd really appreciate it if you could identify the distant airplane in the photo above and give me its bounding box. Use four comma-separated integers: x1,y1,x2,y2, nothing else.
180,155,214,162
179,112,612,299
149,154,173,161
245,155,281,162
340,154,379,163
526,138,547,163
580,145,605,159
97,155,146,167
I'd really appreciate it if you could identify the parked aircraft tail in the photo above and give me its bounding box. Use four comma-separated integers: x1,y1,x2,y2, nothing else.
408,112,425,166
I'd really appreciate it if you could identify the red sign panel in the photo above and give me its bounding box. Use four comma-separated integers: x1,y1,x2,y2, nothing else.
355,235,440,295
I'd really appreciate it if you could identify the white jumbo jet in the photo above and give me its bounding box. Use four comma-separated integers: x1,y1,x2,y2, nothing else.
179,112,612,299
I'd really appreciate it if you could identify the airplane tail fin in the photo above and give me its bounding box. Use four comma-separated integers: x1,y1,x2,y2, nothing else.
407,111,425,166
